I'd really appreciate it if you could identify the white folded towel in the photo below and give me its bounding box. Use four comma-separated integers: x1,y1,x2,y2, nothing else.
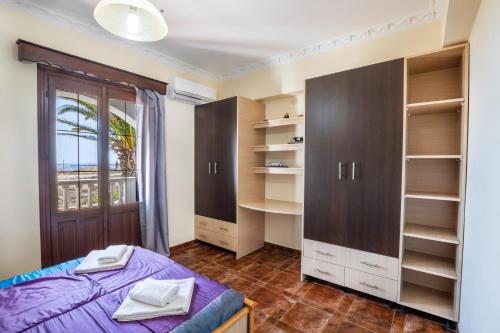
129,278,180,307
74,246,134,274
113,278,195,321
97,245,128,264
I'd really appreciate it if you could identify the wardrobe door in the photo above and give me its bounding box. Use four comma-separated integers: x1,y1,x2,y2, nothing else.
212,97,237,223
347,59,404,258
195,102,216,218
304,72,354,247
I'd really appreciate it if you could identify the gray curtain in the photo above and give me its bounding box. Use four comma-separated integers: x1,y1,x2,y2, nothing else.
135,88,170,257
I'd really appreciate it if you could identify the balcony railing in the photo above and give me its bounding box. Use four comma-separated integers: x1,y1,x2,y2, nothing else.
57,176,136,211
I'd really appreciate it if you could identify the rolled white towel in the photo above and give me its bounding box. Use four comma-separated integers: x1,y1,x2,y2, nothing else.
129,278,180,307
97,245,128,264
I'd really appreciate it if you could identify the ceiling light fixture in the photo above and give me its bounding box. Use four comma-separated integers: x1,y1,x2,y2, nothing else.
94,0,168,42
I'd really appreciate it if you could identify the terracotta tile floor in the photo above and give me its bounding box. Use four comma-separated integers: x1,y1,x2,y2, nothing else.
170,242,455,333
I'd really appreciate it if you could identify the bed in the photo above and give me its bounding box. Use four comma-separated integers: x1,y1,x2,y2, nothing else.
0,246,256,333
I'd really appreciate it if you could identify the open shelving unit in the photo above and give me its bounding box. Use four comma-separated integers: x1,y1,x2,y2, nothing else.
239,91,305,241
398,43,469,322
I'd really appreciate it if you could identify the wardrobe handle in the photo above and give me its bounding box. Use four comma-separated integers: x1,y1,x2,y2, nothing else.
208,162,211,174
314,268,333,276
360,261,380,268
338,162,343,180
352,162,356,180
214,162,217,174
360,281,380,290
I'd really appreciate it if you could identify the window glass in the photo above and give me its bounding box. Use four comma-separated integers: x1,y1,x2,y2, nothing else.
109,98,138,205
56,90,99,211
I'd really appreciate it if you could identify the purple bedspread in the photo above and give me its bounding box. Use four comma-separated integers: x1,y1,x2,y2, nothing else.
0,247,229,333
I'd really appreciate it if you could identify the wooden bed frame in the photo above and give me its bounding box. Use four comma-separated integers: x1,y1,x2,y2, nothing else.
213,298,256,333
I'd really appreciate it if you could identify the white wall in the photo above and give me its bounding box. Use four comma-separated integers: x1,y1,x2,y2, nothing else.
0,5,214,278
460,0,499,331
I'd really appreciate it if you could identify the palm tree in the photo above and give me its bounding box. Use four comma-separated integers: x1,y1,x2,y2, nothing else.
57,97,136,174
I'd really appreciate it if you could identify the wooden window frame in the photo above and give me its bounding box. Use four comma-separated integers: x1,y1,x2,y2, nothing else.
38,66,145,266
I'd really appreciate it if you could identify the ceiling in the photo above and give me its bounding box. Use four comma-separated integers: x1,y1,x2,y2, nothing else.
17,0,437,79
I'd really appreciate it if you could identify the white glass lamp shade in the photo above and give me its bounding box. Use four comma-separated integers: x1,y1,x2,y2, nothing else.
94,0,168,42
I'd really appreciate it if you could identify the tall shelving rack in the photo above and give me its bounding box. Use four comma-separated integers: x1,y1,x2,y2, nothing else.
398,43,469,321
238,92,305,249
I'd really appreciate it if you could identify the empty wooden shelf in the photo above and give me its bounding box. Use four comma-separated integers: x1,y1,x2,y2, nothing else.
406,155,462,160
253,116,304,128
402,250,457,280
253,167,303,175
404,223,459,244
239,199,302,215
253,144,304,152
407,98,464,116
405,192,460,202
400,282,455,321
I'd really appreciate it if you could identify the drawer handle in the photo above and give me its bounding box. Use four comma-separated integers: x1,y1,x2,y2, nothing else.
219,227,229,231
200,221,207,225
219,240,229,245
360,261,380,268
316,250,334,257
359,281,381,290
199,234,207,238
314,268,333,276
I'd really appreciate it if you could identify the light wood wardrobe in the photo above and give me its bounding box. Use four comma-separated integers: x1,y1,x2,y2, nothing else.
398,43,469,321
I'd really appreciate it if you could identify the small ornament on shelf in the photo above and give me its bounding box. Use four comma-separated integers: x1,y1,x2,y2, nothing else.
288,136,304,144
265,161,289,168
283,113,290,118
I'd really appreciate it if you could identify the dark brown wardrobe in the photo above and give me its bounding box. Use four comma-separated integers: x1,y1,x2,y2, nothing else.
194,96,266,257
302,59,403,303
304,59,404,258
195,97,237,223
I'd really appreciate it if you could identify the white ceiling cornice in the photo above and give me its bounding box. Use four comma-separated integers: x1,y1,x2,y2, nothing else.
1,0,219,81
217,0,443,81
2,0,443,82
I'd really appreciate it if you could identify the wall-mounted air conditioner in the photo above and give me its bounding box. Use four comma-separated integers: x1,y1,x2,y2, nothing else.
167,77,216,105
